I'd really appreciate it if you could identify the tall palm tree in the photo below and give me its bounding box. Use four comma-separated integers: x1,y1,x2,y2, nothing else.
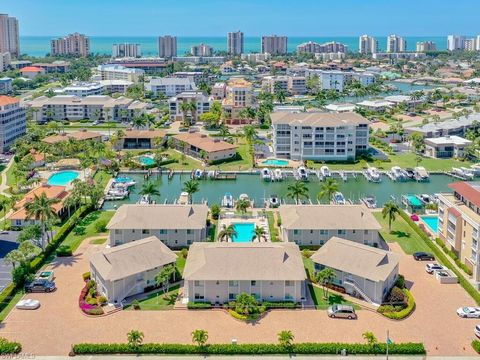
235,198,250,214
132,115,147,129
286,181,309,204
382,201,400,231
253,226,266,242
139,182,160,199
182,180,200,204
317,178,339,204
25,193,60,248
315,267,336,300
217,225,237,242
242,125,257,145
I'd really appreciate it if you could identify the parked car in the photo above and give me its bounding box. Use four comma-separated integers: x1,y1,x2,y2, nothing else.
475,325,480,338
15,299,40,310
413,252,435,261
327,305,357,319
36,270,54,282
425,263,444,274
457,307,480,318
24,279,56,293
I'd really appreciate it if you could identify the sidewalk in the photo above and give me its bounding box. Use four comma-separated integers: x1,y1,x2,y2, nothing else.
0,158,13,198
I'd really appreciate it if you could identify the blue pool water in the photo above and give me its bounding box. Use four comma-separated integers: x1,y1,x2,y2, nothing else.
138,156,155,166
232,223,255,243
115,176,133,183
405,195,423,207
261,159,289,166
421,216,439,233
47,171,79,186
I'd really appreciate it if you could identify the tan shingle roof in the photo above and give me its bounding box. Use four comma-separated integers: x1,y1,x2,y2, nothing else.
90,236,177,281
107,204,209,230
123,129,166,139
43,131,101,144
310,237,399,282
173,133,237,153
271,111,369,127
279,205,381,230
183,242,306,281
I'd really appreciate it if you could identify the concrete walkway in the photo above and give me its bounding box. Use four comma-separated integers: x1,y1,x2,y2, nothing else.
0,157,13,198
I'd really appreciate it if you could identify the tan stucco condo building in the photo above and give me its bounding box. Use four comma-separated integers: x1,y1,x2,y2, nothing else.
107,204,209,248
90,236,177,304
183,242,306,304
437,182,480,282
278,205,381,247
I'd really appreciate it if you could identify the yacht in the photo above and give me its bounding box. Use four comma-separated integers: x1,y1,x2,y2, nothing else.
114,177,136,187
413,167,429,182
193,169,204,179
261,168,272,181
295,166,309,181
390,166,407,181
178,192,189,205
137,194,151,205
273,168,284,181
222,192,234,208
269,194,280,208
405,168,415,179
461,167,475,179
320,166,331,178
419,194,431,204
361,195,377,209
332,192,347,205
365,167,381,183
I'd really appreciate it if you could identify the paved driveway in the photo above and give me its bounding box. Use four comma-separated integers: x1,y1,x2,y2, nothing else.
0,232,19,291
0,240,478,356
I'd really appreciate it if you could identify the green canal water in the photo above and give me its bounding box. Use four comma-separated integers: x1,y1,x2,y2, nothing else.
102,173,456,209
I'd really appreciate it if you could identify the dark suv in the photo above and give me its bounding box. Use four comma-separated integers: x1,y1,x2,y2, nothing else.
25,279,56,293
413,252,435,261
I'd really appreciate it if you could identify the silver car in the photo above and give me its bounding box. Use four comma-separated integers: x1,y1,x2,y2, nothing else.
327,304,357,319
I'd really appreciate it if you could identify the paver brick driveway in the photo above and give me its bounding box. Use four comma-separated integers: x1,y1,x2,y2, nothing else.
0,240,478,356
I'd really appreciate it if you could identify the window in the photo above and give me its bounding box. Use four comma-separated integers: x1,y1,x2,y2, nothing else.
194,280,203,287
293,229,300,235
160,229,168,234
320,230,328,235
364,230,369,235
251,280,256,286
194,293,204,300
187,229,192,234
229,280,238,287
115,229,121,234
142,229,149,234
337,230,346,235
285,280,293,287
229,293,237,300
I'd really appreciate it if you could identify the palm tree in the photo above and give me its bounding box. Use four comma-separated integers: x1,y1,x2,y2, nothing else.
235,198,250,214
217,225,237,242
132,115,147,129
182,180,200,204
253,226,266,242
0,197,10,230
315,267,336,300
242,125,257,145
139,182,160,199
191,329,209,347
278,330,295,348
155,264,176,293
382,201,400,231
127,330,144,348
286,181,309,204
25,193,60,249
317,178,339,204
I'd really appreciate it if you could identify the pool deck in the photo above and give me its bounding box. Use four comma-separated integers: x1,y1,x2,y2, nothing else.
218,211,271,242
38,169,90,189
255,157,300,168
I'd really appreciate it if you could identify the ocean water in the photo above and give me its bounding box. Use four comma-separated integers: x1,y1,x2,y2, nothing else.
20,36,448,57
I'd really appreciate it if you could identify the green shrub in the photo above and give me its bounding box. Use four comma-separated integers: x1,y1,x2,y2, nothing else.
72,342,426,355
262,301,297,309
56,245,72,257
94,219,108,233
87,279,96,289
187,302,211,309
86,297,98,305
472,340,480,354
379,289,415,320
0,338,22,354
228,309,259,321
99,296,108,305
82,272,91,281
395,274,405,289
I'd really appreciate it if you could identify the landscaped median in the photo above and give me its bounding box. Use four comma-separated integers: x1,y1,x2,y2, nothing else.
72,342,426,355
0,338,21,354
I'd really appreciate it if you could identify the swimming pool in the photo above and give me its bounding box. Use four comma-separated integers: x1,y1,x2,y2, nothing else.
261,159,289,166
138,156,155,166
405,195,423,207
421,215,439,233
232,223,255,242
47,171,79,186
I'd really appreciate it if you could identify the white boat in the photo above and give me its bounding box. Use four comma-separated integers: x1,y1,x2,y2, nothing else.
414,167,429,182
269,194,280,208
470,164,480,176
114,177,136,187
365,167,381,183
320,166,331,178
295,166,309,181
452,167,473,180
390,166,408,181
461,167,475,179
207,170,217,179
273,168,284,181
194,169,204,179
108,189,128,197
137,194,151,205
261,168,272,181
419,194,432,204
332,192,346,205
361,195,377,209
222,192,234,208
178,191,189,205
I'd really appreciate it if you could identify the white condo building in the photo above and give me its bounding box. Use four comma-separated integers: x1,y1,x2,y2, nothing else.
158,36,177,58
227,31,244,56
416,41,437,52
97,64,145,83
145,77,197,97
168,91,213,122
305,69,376,92
387,35,406,53
0,96,26,152
112,43,141,58
51,33,90,57
358,35,378,54
261,35,288,55
447,35,466,51
271,112,370,161
297,41,347,54
191,43,213,57
0,14,19,58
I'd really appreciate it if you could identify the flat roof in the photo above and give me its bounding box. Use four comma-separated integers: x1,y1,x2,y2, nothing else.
271,111,369,127
425,135,472,146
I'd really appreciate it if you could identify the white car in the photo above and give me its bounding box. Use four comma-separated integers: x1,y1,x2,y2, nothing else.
457,307,480,318
16,299,40,310
425,263,444,274
475,325,480,338
36,271,54,282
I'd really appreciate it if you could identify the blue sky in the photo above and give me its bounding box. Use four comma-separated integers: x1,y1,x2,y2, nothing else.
5,0,480,36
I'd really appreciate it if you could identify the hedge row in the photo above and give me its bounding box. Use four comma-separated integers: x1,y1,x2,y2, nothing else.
187,302,211,309
435,238,473,275
472,340,480,354
0,338,21,354
399,210,480,305
378,289,415,320
73,342,426,355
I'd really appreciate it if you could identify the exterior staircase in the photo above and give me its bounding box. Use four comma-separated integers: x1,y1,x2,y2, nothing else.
343,279,379,306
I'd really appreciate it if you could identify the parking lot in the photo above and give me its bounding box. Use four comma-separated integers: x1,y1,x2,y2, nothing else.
0,239,478,356
0,232,19,292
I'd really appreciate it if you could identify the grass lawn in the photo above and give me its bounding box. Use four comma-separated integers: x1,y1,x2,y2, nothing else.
162,149,202,171
89,238,106,245
266,211,279,242
93,170,112,189
308,283,358,310
126,284,180,310
210,139,253,171
175,255,186,276
373,211,430,255
61,210,115,252
5,162,17,188
0,290,24,322
303,257,315,281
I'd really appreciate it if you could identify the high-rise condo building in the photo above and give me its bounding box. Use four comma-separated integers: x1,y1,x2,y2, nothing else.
227,31,244,56
112,43,141,58
51,33,90,57
0,14,19,58
0,96,26,152
261,35,288,55
387,35,406,53
297,41,347,54
447,35,466,51
358,35,378,54
158,36,177,58
190,43,213,57
416,41,437,52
